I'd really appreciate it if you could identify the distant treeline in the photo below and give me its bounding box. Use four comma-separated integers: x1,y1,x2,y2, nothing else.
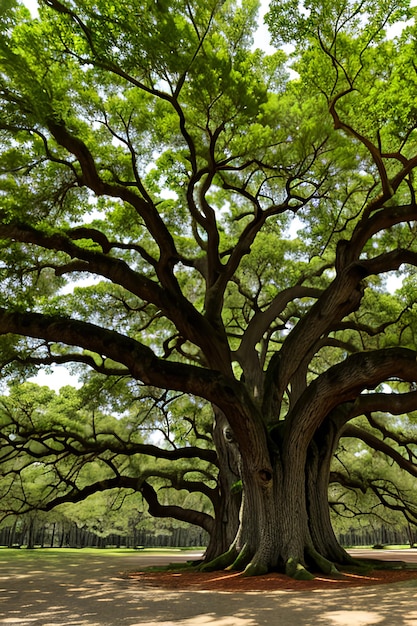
0,520,209,549
338,525,417,548
1,519,415,550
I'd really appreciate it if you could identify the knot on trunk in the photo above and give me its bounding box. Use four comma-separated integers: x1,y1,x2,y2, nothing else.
259,469,272,484
223,426,236,444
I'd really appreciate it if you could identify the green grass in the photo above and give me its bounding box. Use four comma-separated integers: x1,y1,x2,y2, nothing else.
348,545,414,550
0,546,204,563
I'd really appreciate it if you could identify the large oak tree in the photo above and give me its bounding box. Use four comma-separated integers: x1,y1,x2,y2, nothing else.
1,0,417,576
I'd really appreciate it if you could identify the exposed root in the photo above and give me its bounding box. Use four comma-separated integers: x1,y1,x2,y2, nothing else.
226,543,251,571
199,546,238,572
202,543,267,576
200,543,376,581
200,543,271,577
305,546,340,576
242,560,269,577
285,557,315,580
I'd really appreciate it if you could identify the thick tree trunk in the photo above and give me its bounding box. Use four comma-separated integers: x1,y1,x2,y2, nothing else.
203,411,355,578
205,409,241,561
228,457,281,575
306,421,356,566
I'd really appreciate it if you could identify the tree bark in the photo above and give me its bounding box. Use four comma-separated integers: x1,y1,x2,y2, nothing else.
205,409,241,561
305,420,356,567
203,408,358,578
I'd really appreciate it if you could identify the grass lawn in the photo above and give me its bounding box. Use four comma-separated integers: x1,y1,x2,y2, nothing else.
0,546,204,564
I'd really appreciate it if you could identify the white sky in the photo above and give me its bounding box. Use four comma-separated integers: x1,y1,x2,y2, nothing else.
30,366,81,390
21,0,38,15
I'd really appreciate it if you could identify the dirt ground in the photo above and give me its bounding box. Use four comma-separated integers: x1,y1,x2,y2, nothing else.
125,566,417,592
2,548,417,625
124,548,417,592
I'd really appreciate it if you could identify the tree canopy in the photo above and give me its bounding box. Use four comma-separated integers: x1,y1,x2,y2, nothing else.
1,0,417,577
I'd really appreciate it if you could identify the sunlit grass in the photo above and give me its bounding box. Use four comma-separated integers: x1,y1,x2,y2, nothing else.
349,545,413,550
0,546,205,562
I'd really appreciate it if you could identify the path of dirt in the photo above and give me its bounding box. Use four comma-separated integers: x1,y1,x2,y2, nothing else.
1,549,417,625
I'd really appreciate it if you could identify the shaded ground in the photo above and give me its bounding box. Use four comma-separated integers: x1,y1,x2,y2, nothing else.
124,548,417,592
127,566,417,592
1,548,417,625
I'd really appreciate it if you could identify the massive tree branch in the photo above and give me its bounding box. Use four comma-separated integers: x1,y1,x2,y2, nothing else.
349,204,417,253
360,248,417,276
0,421,217,465
285,347,417,454
140,480,215,534
236,285,323,370
2,472,215,534
46,118,182,289
0,219,233,368
264,262,367,416
346,390,417,422
0,308,267,464
0,221,167,304
0,308,236,405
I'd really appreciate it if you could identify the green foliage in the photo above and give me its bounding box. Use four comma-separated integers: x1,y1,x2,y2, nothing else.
0,380,217,538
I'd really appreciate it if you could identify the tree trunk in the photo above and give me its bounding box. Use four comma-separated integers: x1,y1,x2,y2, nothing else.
203,411,356,578
7,520,17,548
205,409,241,561
306,420,356,566
50,523,56,548
26,518,36,550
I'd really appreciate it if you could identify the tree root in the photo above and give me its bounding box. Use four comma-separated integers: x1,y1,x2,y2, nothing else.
199,546,238,572
226,543,251,571
305,546,340,575
200,544,271,576
242,560,269,577
285,557,315,580
201,544,373,580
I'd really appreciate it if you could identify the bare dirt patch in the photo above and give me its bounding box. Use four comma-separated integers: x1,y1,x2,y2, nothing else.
122,567,417,592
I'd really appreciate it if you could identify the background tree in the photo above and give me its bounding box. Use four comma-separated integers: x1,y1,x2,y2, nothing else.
1,0,417,577
329,397,417,541
0,382,220,551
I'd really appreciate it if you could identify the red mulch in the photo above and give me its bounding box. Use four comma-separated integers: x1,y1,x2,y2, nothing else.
122,567,417,592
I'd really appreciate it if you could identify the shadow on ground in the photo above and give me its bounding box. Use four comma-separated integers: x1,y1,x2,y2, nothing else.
1,550,417,625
